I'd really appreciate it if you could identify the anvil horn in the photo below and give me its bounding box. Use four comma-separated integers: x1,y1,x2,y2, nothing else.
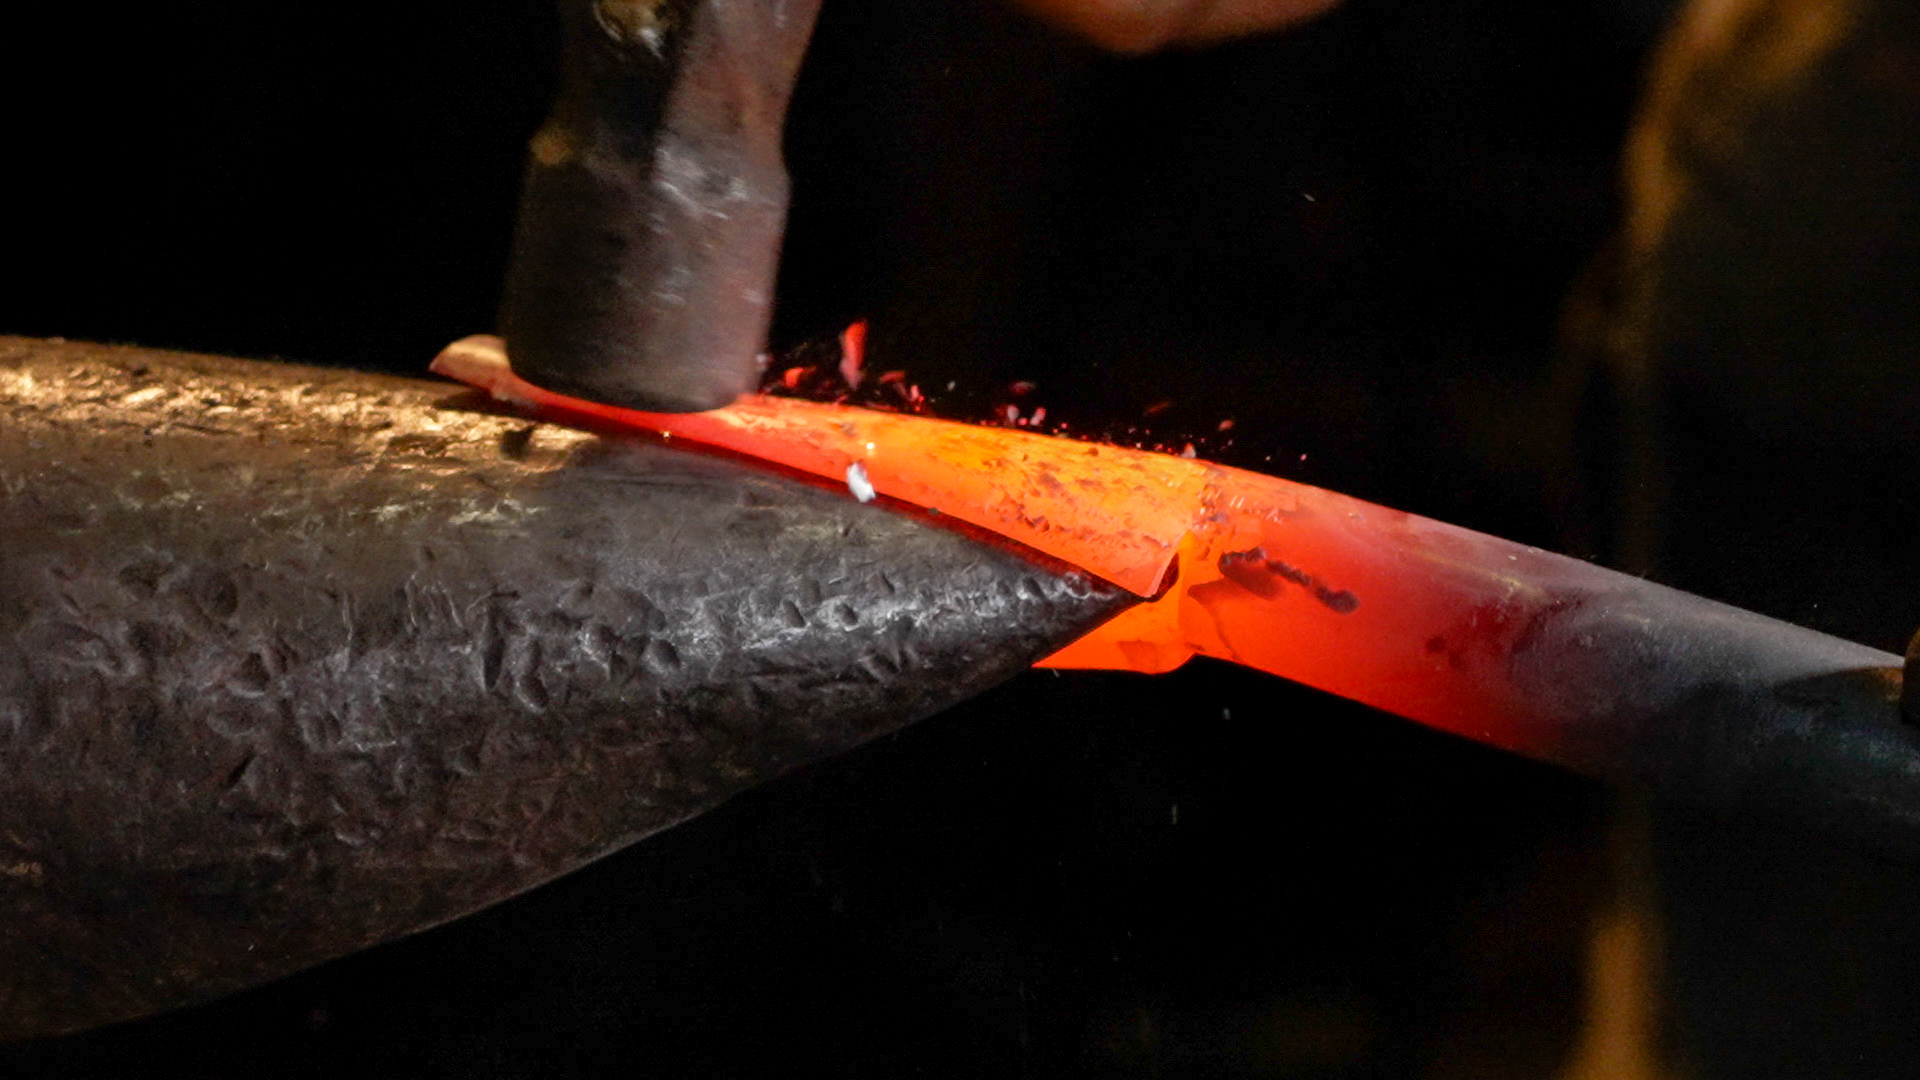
0,337,1128,1041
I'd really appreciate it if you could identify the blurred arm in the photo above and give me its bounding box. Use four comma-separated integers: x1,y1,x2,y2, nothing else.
1012,0,1346,52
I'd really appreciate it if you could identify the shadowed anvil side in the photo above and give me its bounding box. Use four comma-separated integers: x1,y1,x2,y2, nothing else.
0,337,1129,1041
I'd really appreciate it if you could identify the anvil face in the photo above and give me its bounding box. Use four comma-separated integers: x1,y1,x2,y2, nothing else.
0,337,1129,1041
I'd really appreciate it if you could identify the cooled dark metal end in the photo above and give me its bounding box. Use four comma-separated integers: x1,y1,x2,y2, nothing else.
499,0,822,413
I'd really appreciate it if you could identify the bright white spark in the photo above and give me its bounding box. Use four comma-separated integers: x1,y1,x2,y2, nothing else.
845,461,876,503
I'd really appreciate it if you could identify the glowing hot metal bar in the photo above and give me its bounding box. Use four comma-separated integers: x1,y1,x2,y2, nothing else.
435,335,1920,851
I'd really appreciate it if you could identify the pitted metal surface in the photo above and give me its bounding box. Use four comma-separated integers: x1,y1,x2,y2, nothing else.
0,337,1130,1041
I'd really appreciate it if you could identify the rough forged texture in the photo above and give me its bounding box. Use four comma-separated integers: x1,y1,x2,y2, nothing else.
0,337,1130,1041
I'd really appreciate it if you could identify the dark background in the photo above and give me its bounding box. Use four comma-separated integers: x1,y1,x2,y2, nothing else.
11,0,1914,1076
3,0,1658,540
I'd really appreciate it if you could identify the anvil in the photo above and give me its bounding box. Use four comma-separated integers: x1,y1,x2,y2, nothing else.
0,336,1127,1040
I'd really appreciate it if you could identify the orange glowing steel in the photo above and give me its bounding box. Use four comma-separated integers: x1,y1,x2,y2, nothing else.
431,335,1641,756
434,335,1195,596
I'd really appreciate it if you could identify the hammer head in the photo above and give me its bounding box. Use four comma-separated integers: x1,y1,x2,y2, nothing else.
500,0,822,412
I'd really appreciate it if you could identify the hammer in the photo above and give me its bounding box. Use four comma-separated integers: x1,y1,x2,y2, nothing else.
497,0,1341,413
498,0,823,412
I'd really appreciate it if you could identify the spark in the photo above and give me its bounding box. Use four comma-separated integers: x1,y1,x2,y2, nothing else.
838,319,868,390
845,461,875,503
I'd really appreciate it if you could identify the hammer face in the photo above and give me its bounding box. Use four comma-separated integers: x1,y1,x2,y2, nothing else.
501,0,823,413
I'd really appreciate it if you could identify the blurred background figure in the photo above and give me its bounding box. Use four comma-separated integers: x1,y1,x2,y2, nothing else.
1013,0,1348,52
1574,2,1920,1077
